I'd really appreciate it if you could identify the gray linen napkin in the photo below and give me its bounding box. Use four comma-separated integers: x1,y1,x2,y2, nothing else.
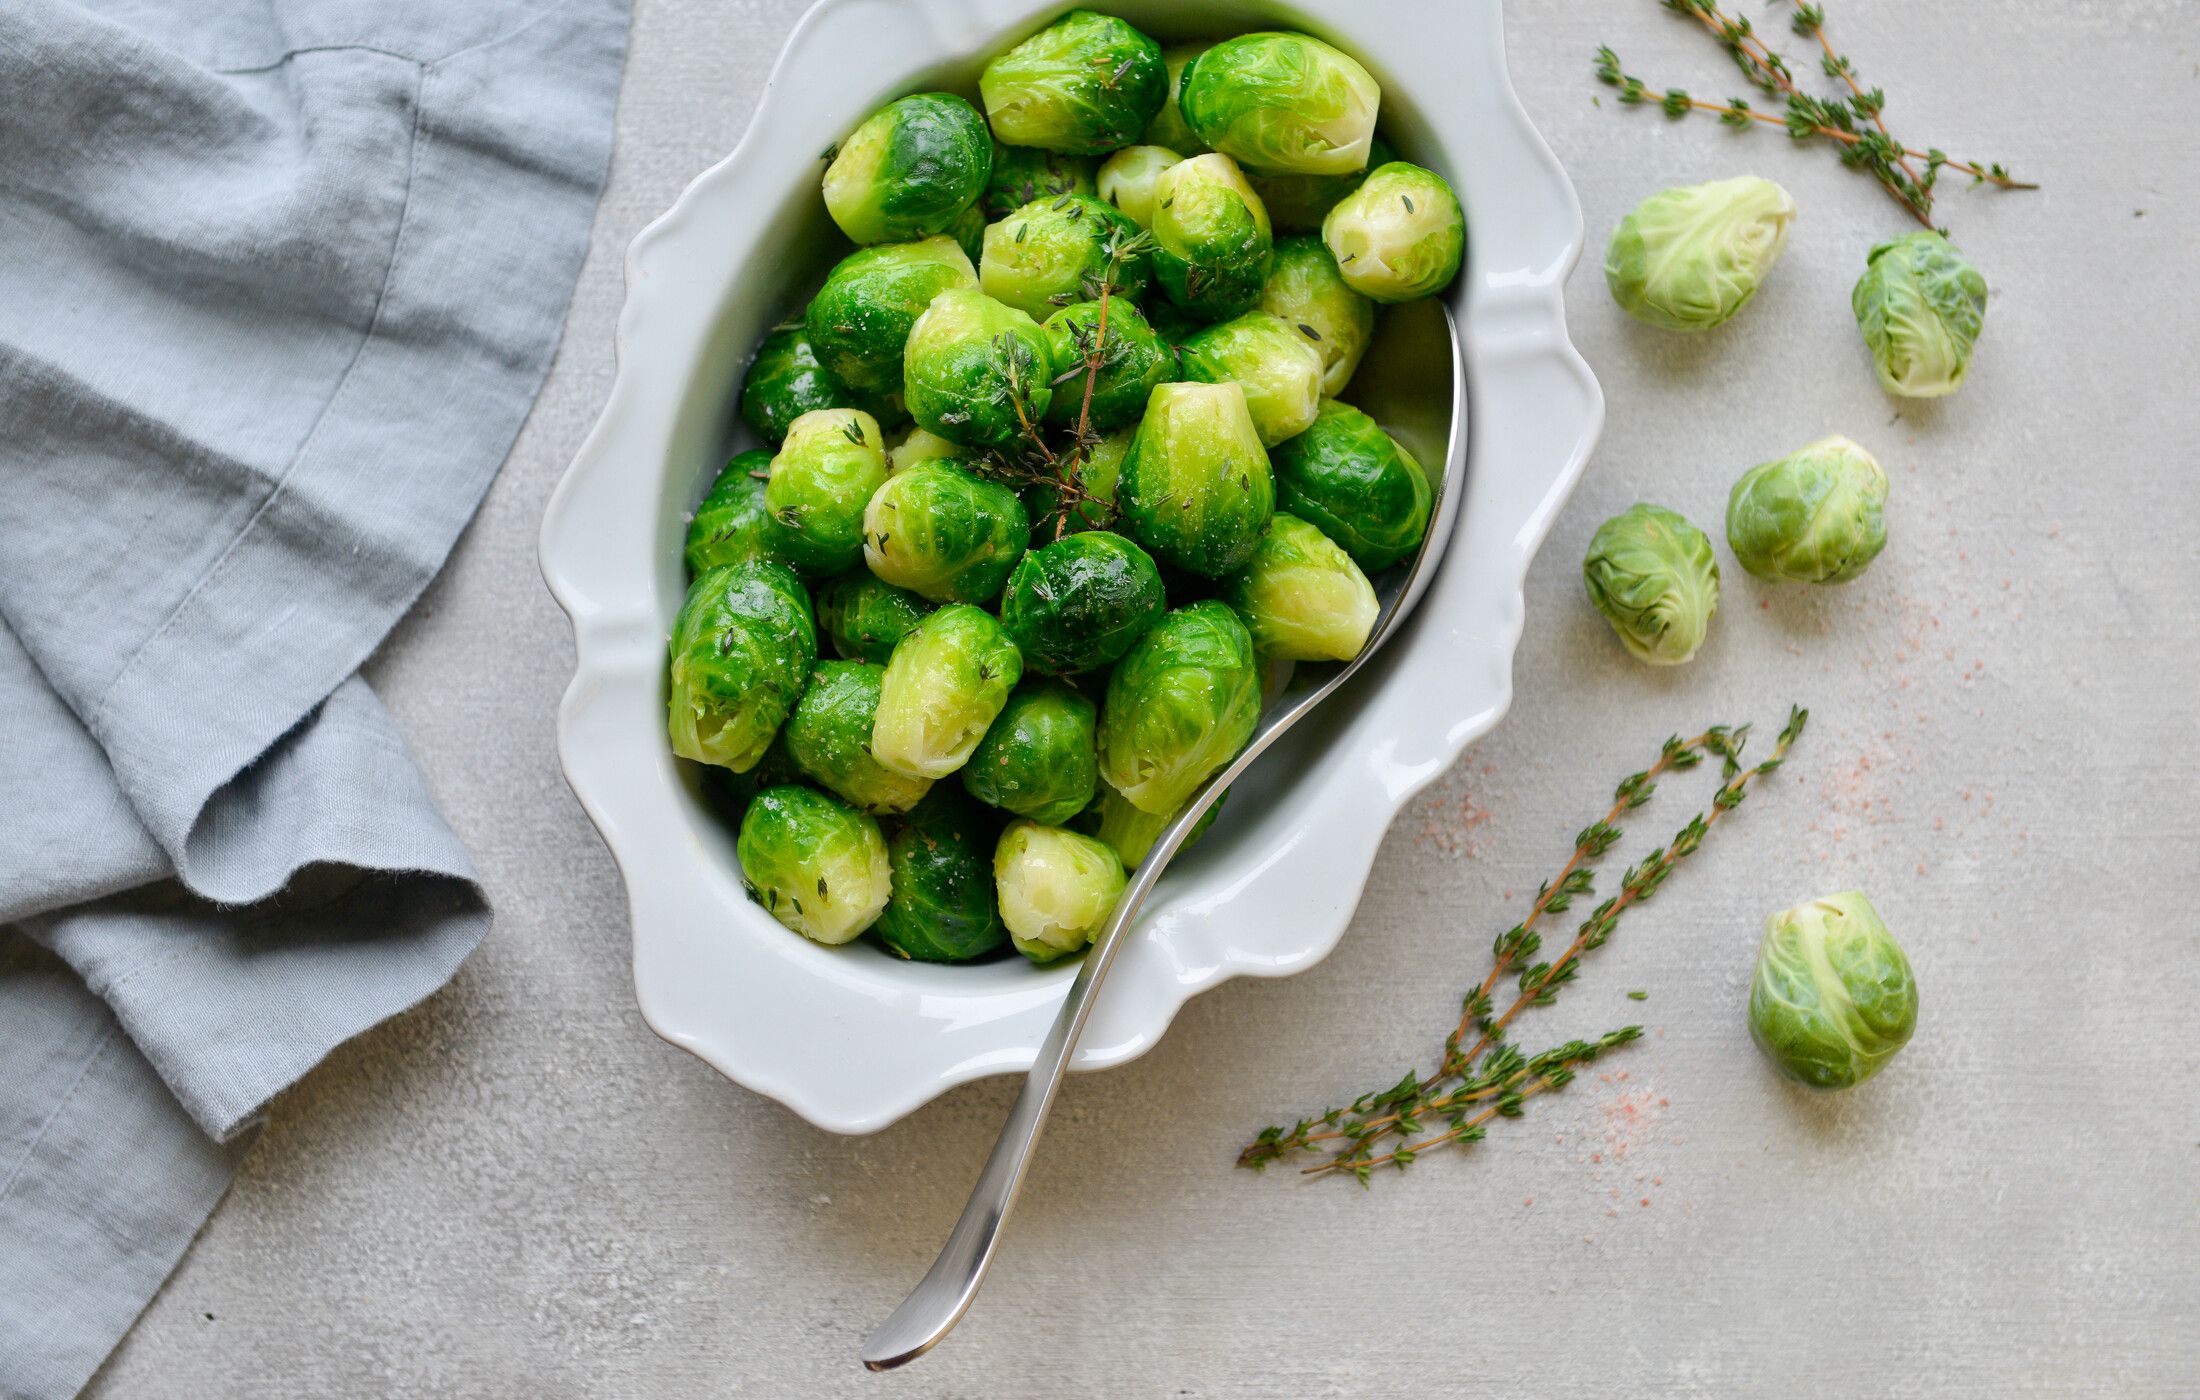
0,2,629,1393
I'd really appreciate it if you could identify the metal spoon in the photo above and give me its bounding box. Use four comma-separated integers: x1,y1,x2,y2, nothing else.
860,300,1467,1371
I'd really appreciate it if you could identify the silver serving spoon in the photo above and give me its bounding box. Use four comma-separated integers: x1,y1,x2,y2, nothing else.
861,300,1467,1371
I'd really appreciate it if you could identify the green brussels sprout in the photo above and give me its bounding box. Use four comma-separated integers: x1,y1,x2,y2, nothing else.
779,660,934,814
901,286,1055,448
1322,162,1464,304
1098,600,1261,815
739,324,854,445
872,604,1024,779
1096,144,1182,229
979,10,1168,156
993,820,1127,962
1246,136,1396,234
1040,299,1174,431
1021,427,1132,536
1177,311,1324,447
1748,892,1918,1090
1851,231,1988,399
1150,153,1273,321
887,426,971,474
1259,235,1374,396
1116,381,1274,578
981,142,1097,220
1605,176,1795,333
1142,44,1211,152
1582,503,1720,666
1179,33,1380,176
815,571,933,665
999,530,1164,674
1081,781,1224,868
806,236,977,393
737,785,892,944
1220,513,1378,661
874,788,1009,962
822,93,993,245
1270,400,1431,572
765,408,890,575
861,461,1031,604
961,680,1098,824
686,449,794,575
1726,435,1889,585
668,561,816,771
980,194,1151,321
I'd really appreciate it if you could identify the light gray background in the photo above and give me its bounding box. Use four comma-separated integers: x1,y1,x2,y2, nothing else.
86,1,2199,1394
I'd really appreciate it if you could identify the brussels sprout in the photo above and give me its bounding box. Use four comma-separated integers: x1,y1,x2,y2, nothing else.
1116,380,1274,578
998,530,1164,674
1177,311,1324,447
1096,144,1182,229
1322,162,1464,304
1270,401,1431,572
1179,33,1380,176
1605,176,1795,333
982,143,1097,220
979,10,1168,156
1247,136,1396,234
822,93,993,245
862,461,1031,604
1081,781,1224,869
765,408,890,575
806,236,977,393
1040,299,1174,432
980,194,1151,321
1748,892,1918,1090
686,449,794,575
1726,436,1889,585
1142,44,1211,152
737,786,892,944
993,820,1127,962
1851,231,1988,399
874,788,1009,962
815,571,933,665
1582,503,1720,666
779,661,934,814
901,286,1056,448
1022,427,1133,537
887,426,971,474
739,324,854,445
668,561,816,771
1221,513,1378,661
1098,600,1261,815
962,680,1099,825
1259,235,1375,395
1150,153,1273,321
948,200,990,265
872,604,1023,779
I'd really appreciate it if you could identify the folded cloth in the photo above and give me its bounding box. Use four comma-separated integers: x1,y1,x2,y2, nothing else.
0,2,629,1394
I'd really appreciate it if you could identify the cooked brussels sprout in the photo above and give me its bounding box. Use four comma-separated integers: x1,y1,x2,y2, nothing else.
1221,513,1378,661
738,785,892,944
815,571,933,665
1098,600,1261,815
1259,235,1374,395
1269,401,1431,572
979,9,1168,156
1851,231,1988,399
999,530,1164,674
994,820,1127,962
822,93,993,245
1582,503,1720,666
1177,311,1324,447
1040,299,1174,432
686,449,793,575
861,461,1031,604
962,680,1099,824
1116,380,1274,578
1726,436,1889,585
1082,781,1224,868
1178,33,1380,176
1096,144,1182,229
667,561,816,771
1142,43,1211,153
739,324,854,445
1150,153,1273,321
982,142,1097,219
947,200,990,266
872,604,1023,779
1605,176,1795,333
1247,136,1395,234
980,194,1152,321
1748,892,1918,1090
1021,427,1133,536
902,286,1056,448
779,661,934,814
765,408,889,575
1322,162,1464,303
887,426,971,474
874,788,1009,962
805,236,977,393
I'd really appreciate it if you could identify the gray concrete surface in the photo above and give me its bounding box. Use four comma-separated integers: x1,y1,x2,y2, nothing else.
84,1,2199,1395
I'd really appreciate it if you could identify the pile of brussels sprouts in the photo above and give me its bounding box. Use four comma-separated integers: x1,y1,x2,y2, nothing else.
672,11,1464,966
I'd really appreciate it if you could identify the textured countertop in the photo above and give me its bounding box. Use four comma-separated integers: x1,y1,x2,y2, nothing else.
85,2,2198,1394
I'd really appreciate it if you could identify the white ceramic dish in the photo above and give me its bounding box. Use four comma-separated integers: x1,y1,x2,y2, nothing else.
541,0,1601,1134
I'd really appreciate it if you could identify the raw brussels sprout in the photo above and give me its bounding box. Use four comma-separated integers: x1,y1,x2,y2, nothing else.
1116,380,1275,578
1726,435,1889,585
765,408,889,575
1259,235,1375,395
980,194,1152,321
1150,153,1273,321
1096,144,1182,229
982,143,1097,219
779,660,934,814
667,561,816,771
1082,781,1223,868
1270,401,1431,572
874,788,1009,962
822,93,993,245
1221,513,1378,662
1851,231,1988,399
1142,44,1211,152
1582,503,1720,666
1178,33,1380,176
739,324,853,445
1021,427,1132,536
1098,600,1261,815
962,680,1099,824
1247,137,1395,234
1605,176,1795,333
901,286,1055,448
872,604,1024,779
979,10,1168,156
815,571,933,665
737,785,892,944
993,820,1127,962
686,449,794,575
1177,310,1325,447
1322,162,1464,304
805,236,977,393
861,461,1031,604
1040,299,1174,432
1748,892,1918,1089
999,530,1164,673
887,426,971,474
